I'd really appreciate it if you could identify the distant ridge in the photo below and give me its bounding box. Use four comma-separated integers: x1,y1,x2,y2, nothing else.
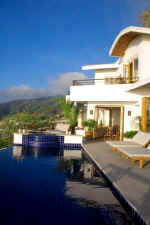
0,96,63,120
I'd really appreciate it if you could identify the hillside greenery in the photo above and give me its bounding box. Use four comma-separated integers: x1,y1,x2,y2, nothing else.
0,96,62,120
0,96,64,148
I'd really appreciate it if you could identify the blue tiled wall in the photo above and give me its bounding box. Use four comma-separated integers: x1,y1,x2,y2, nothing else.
22,134,81,150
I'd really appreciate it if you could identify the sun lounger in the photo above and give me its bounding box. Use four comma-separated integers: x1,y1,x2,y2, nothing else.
106,131,150,149
117,145,150,168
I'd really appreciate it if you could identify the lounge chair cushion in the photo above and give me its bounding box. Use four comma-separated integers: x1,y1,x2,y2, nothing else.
132,131,150,146
106,131,150,148
118,146,150,158
106,140,140,147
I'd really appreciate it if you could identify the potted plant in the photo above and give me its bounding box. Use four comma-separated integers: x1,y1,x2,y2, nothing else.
124,130,138,140
83,119,97,138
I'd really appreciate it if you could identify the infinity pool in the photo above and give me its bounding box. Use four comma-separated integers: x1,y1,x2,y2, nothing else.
0,146,134,225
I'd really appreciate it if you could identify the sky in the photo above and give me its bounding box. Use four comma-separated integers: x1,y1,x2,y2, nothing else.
0,0,149,102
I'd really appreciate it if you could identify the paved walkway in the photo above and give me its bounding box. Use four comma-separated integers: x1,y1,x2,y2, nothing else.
83,140,150,225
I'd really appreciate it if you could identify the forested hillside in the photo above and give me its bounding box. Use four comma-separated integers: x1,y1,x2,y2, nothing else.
0,96,62,120
0,96,64,148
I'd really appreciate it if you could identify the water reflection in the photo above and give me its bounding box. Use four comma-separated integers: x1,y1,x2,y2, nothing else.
11,146,135,225
57,151,134,225
12,145,62,161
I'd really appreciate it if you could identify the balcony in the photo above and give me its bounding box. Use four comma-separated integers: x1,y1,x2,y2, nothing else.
70,76,140,103
72,76,138,86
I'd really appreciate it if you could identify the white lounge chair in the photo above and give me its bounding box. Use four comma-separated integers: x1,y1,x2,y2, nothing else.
106,131,150,149
116,144,150,168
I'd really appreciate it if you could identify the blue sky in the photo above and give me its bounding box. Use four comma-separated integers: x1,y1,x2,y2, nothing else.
0,0,149,101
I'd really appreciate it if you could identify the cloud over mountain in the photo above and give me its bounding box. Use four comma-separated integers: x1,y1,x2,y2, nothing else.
49,72,86,95
0,72,86,101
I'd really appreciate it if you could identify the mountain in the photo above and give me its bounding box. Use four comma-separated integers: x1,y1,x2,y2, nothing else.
0,96,63,120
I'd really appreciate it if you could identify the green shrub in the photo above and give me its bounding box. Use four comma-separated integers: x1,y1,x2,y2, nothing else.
124,130,138,139
83,120,97,132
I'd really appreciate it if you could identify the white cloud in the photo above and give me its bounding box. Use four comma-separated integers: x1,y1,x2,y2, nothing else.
49,72,86,95
0,72,87,101
0,85,50,101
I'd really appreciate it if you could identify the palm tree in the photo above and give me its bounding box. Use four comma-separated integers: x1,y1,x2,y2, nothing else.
57,98,80,134
139,7,150,27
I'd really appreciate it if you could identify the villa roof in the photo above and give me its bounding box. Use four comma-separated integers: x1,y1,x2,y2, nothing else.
82,63,118,71
109,26,150,57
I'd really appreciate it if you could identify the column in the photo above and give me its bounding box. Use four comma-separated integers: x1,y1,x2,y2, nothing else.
120,106,124,141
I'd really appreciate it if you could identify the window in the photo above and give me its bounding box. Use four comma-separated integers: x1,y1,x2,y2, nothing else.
128,111,131,116
134,58,138,77
127,57,138,83
123,64,128,79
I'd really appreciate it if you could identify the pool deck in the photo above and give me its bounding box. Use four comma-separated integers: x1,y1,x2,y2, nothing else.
83,140,150,225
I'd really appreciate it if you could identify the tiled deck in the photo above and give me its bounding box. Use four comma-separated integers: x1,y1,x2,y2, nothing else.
83,140,150,225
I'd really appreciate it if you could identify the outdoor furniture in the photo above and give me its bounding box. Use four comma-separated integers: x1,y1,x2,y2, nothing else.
93,127,107,139
106,131,150,148
112,126,120,140
116,145,150,168
104,126,113,140
106,131,150,168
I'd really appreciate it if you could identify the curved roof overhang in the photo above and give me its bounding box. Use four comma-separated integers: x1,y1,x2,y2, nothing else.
109,26,150,57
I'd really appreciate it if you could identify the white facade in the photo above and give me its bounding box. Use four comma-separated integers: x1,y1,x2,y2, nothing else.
68,26,150,136
14,133,23,145
70,84,140,103
119,35,150,80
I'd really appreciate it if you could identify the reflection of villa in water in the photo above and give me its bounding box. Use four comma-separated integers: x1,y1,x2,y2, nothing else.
13,146,24,161
12,146,62,161
13,146,39,160
62,153,129,224
63,150,82,159
12,146,131,224
59,151,118,205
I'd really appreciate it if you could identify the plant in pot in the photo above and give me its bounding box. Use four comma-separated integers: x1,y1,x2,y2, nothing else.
83,119,97,138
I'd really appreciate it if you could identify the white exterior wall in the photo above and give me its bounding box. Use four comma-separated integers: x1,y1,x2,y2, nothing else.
14,133,23,145
64,135,83,144
121,35,150,80
87,104,96,119
95,68,119,79
139,35,150,79
124,105,141,132
70,84,140,102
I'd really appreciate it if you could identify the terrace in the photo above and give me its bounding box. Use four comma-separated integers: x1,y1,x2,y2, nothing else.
70,76,140,103
72,76,139,86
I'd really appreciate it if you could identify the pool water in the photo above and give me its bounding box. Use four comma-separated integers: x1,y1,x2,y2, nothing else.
0,146,135,225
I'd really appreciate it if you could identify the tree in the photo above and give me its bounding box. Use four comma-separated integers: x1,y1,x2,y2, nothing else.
139,7,150,27
57,98,80,134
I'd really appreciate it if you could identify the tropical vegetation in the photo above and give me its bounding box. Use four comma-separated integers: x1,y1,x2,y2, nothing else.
139,7,150,27
57,98,81,134
0,97,63,148
124,130,138,139
83,119,97,132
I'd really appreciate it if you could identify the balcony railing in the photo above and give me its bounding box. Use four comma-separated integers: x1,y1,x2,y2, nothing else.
72,76,139,86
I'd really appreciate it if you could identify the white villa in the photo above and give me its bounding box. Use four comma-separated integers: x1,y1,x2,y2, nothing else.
67,26,150,140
